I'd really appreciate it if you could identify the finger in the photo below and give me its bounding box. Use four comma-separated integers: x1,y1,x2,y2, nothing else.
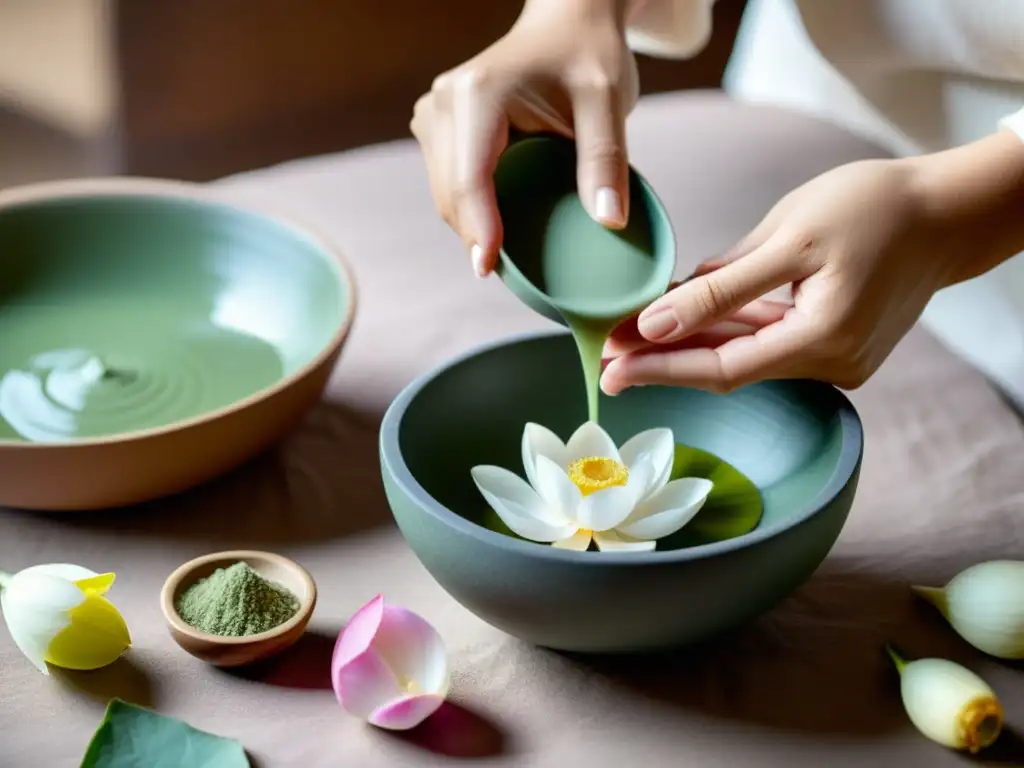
636,233,811,344
602,322,765,371
688,211,786,277
719,212,782,263
412,96,459,228
603,279,681,354
449,73,510,277
601,310,818,395
729,297,794,326
571,80,629,229
604,297,791,357
690,251,749,278
690,256,796,307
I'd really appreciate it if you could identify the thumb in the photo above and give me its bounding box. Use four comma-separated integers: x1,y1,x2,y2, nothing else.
572,84,629,229
636,233,809,343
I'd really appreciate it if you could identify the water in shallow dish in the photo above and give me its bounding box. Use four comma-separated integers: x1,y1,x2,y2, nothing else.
0,193,348,443
0,301,283,441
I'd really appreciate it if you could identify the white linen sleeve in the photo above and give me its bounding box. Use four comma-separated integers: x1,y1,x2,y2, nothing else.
625,0,718,59
998,106,1024,141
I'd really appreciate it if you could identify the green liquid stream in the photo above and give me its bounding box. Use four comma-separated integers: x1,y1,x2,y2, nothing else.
564,313,618,424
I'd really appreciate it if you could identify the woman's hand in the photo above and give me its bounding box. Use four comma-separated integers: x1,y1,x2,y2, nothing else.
601,129,1024,395
410,0,638,277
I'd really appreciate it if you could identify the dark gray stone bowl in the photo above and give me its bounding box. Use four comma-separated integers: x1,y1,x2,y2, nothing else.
380,330,863,653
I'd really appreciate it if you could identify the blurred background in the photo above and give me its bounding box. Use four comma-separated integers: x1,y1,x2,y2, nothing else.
0,0,745,188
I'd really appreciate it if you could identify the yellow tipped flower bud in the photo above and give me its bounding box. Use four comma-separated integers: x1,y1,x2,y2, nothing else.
0,563,131,674
886,645,1003,753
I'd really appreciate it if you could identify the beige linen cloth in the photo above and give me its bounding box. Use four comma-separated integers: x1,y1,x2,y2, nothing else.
1,92,1022,767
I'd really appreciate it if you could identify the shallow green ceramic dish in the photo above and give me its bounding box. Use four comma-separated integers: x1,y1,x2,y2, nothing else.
380,331,863,653
493,135,676,327
0,179,356,510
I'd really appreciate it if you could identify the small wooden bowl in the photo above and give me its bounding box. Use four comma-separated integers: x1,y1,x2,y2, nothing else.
160,550,317,667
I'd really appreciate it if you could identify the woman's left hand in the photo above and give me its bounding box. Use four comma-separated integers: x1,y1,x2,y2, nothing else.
600,130,1024,395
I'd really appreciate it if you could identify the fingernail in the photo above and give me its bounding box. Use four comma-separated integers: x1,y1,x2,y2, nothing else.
599,371,619,396
595,187,624,227
470,244,487,278
638,306,679,341
600,379,624,396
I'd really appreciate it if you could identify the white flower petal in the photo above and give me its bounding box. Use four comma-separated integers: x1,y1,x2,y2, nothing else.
619,428,675,497
7,572,86,612
0,587,72,674
472,465,578,542
593,531,657,552
522,423,566,490
651,455,675,496
616,477,713,541
532,455,582,520
471,465,568,525
475,499,573,545
565,421,621,464
624,454,655,508
576,486,635,532
552,530,592,551
17,564,98,583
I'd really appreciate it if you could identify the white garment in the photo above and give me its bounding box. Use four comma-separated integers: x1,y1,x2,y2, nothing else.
627,0,1024,404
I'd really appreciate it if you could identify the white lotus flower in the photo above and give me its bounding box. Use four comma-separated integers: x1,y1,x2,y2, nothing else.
471,421,713,552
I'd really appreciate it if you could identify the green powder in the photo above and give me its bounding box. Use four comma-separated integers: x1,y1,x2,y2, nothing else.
175,561,300,637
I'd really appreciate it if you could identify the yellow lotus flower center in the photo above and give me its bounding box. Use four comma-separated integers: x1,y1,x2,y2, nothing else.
397,674,421,695
568,456,628,496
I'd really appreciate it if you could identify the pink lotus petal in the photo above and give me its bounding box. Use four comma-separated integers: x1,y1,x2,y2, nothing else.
332,645,404,719
332,595,402,718
332,594,385,671
332,595,450,728
369,693,446,731
375,603,450,697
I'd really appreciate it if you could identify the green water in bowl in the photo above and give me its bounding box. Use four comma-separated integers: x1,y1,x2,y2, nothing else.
479,444,764,551
0,194,348,443
0,300,283,441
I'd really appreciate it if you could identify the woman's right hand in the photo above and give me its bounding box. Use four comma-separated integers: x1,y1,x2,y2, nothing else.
410,0,639,278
